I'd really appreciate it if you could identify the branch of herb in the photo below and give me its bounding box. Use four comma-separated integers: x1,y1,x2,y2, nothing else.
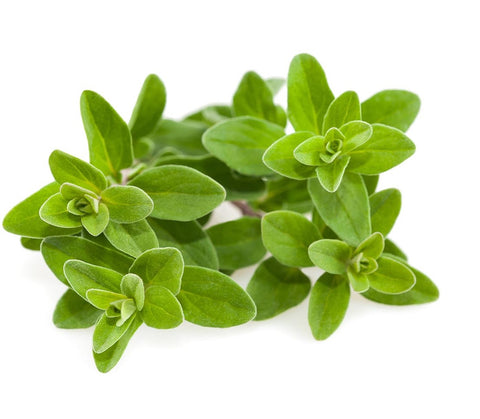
231,201,263,218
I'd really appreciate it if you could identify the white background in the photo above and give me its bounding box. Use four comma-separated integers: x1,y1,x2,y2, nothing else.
1,1,479,417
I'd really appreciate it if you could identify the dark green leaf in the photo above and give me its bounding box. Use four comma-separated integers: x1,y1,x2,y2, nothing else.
129,165,225,221
261,210,321,267
80,90,133,178
383,239,408,261
206,217,265,270
361,89,420,132
308,273,350,340
129,74,166,140
177,266,256,327
287,53,334,133
202,116,285,176
20,237,42,251
103,220,158,257
148,219,219,270
53,289,102,329
308,172,371,247
247,257,311,320
363,175,379,195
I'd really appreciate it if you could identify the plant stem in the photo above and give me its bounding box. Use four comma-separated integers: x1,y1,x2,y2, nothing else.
231,201,264,218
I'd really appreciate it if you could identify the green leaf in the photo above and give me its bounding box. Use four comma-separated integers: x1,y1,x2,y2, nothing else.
155,155,265,201
49,150,107,194
202,116,285,176
368,256,416,294
246,257,311,320
129,165,225,221
361,89,420,132
39,193,82,228
383,239,408,261
233,71,281,125
60,183,97,200
93,315,142,373
348,124,416,175
86,289,127,310
340,121,373,153
121,273,145,309
129,74,166,140
20,237,42,251
93,313,135,353
64,260,123,299
80,90,133,178
315,155,351,192
287,53,334,133
308,273,350,340
261,210,321,267
263,132,317,179
148,219,219,270
185,105,232,126
41,236,133,286
308,172,371,247
53,289,102,329
252,178,312,214
363,265,438,305
129,247,184,295
355,232,384,259
177,266,256,327
363,175,379,195
3,183,81,238
370,188,402,236
308,239,351,274
103,220,159,257
81,203,109,236
293,135,325,166
346,267,370,293
141,286,184,329
101,185,153,223
322,91,361,133
148,119,208,156
206,217,266,270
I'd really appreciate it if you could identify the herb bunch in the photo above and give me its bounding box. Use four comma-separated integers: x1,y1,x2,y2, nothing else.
3,53,438,372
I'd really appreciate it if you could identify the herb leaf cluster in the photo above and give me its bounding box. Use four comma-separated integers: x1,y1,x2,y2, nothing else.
3,53,438,372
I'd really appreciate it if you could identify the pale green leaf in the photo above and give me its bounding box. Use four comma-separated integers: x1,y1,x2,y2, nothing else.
39,193,82,228
101,185,153,223
93,312,135,353
370,188,402,236
368,256,416,294
103,220,159,257
308,239,351,274
355,232,384,259
315,155,351,192
121,273,145,310
86,289,127,310
322,91,361,133
81,203,109,236
287,53,334,133
53,289,102,329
